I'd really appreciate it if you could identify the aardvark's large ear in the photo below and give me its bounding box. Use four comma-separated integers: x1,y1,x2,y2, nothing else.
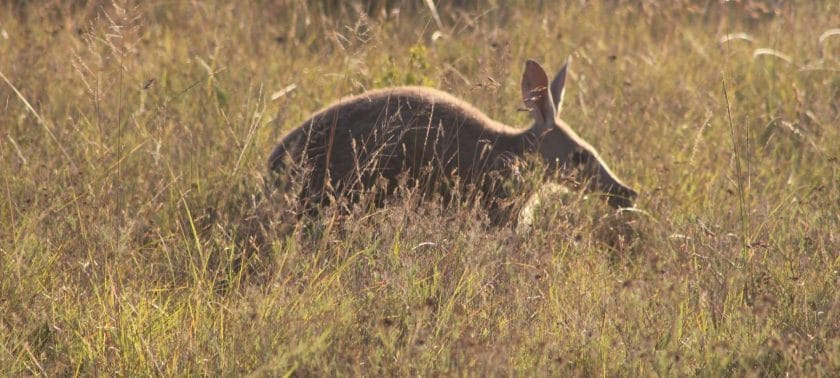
550,58,569,115
521,60,555,129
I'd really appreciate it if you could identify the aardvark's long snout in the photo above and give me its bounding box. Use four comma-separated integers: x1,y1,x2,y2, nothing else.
606,184,637,208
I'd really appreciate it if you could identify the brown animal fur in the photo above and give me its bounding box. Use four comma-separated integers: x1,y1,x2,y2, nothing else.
268,60,636,223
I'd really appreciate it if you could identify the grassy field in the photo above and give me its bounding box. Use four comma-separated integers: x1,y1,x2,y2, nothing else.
1,0,839,375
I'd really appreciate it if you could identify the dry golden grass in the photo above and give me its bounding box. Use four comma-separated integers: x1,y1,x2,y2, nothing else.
1,0,839,375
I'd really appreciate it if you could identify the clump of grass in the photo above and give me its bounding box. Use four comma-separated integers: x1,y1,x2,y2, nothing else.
1,0,839,375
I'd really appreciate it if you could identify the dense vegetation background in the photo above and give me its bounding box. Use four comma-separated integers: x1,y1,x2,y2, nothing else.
1,0,838,375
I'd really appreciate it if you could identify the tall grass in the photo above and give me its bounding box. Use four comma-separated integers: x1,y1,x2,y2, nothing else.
1,0,839,375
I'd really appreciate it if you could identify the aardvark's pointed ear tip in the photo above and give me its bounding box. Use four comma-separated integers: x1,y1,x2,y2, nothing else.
523,59,548,79
561,57,571,70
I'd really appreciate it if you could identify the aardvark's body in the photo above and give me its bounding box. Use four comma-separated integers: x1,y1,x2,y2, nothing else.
268,60,636,222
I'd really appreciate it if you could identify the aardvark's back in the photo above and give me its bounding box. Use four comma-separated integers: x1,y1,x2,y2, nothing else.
268,86,528,204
